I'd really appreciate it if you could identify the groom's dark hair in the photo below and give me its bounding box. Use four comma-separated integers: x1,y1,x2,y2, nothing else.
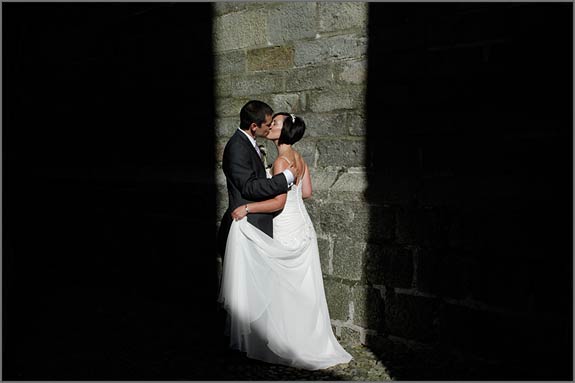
274,113,306,145
240,100,273,130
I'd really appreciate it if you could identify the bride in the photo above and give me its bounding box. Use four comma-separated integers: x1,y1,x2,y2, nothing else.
218,112,353,370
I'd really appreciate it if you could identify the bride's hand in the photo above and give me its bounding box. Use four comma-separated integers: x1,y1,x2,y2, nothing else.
231,205,248,221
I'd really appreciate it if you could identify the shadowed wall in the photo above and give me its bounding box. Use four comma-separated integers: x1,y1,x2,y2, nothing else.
364,3,572,380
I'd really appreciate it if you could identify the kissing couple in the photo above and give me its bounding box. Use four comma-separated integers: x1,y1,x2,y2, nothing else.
217,100,352,370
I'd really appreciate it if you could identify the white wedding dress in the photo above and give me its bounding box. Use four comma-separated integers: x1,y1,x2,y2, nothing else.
217,173,353,370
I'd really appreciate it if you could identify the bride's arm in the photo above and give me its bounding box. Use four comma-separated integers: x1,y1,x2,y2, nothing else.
231,158,289,220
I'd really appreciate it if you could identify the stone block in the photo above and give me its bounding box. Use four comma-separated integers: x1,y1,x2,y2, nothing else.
319,202,354,237
318,201,371,241
329,171,368,202
365,244,413,288
298,112,348,138
467,255,530,311
364,333,410,354
231,72,285,97
332,236,365,281
215,116,238,139
292,138,316,168
351,285,385,330
415,247,468,299
364,173,420,206
340,326,361,344
285,65,335,92
438,303,528,359
247,45,294,72
318,2,368,34
213,2,254,17
270,93,300,113
335,59,367,85
214,8,268,52
346,112,366,136
308,86,365,113
367,205,396,243
316,234,332,274
384,289,438,343
214,49,246,76
215,97,250,118
267,2,317,44
214,76,233,98
303,198,322,232
323,277,351,321
316,138,364,167
294,34,368,67
215,138,229,163
395,207,426,245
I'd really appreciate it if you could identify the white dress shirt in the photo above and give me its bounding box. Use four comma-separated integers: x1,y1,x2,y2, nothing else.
238,128,294,186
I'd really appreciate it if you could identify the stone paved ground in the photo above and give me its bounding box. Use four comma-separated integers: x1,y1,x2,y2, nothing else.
6,291,542,381
204,340,392,381
196,330,529,381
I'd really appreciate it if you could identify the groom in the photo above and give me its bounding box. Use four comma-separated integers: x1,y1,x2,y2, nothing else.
217,100,298,257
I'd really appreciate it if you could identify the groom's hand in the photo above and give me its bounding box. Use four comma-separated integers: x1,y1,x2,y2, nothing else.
231,205,248,221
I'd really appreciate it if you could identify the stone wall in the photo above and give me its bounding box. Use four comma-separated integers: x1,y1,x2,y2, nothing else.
212,4,572,374
213,1,370,344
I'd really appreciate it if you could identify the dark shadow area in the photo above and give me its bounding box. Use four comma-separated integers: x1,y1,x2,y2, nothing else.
366,3,572,380
3,4,345,380
2,3,226,379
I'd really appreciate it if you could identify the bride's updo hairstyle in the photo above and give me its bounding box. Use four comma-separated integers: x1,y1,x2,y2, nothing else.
274,112,306,145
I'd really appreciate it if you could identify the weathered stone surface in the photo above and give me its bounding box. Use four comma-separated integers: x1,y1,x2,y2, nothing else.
351,285,385,330
316,138,364,167
365,244,413,288
340,326,361,344
213,2,254,16
319,202,354,237
215,116,238,139
329,171,368,201
214,8,268,52
216,97,250,118
294,34,368,66
285,65,335,92
299,112,349,137
291,138,317,168
231,72,284,97
267,2,317,44
215,138,229,163
270,93,301,113
323,277,351,321
332,236,365,281
336,59,367,85
214,76,233,98
316,234,332,274
384,290,438,343
214,50,246,76
303,198,322,232
247,45,294,71
346,111,366,136
319,2,368,34
366,205,396,243
308,86,365,113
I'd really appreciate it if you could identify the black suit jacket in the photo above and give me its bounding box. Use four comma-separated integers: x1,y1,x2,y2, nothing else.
217,129,289,256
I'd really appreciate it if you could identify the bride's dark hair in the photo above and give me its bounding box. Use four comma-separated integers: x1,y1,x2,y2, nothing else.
274,112,306,145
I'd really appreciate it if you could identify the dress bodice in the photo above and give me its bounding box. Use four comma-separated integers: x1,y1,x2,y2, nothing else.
273,175,314,249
